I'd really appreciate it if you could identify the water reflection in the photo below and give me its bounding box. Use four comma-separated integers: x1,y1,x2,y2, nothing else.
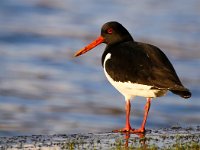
119,132,146,149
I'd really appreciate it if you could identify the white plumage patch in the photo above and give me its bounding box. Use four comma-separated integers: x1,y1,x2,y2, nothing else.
103,53,167,100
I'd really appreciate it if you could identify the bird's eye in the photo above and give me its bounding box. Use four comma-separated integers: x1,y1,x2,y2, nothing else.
107,28,113,34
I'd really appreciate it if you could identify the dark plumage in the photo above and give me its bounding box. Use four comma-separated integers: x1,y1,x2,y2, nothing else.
75,21,191,133
101,21,191,99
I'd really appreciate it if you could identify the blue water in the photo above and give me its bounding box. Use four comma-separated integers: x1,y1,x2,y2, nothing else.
0,0,199,136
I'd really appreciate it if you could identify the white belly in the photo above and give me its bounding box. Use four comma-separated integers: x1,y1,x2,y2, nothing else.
103,53,167,100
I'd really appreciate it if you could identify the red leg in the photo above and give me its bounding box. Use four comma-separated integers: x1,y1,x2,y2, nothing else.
124,100,131,130
131,98,151,133
113,99,134,132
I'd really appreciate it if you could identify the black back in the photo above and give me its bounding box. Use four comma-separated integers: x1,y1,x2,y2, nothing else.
101,22,191,98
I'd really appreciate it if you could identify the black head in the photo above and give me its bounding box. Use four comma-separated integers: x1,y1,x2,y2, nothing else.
74,21,134,57
101,21,134,45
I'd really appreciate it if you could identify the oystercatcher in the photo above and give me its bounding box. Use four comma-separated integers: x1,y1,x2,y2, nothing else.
74,21,191,133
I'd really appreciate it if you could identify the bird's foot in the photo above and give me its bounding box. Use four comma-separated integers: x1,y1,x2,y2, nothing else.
113,127,145,133
112,127,135,133
130,127,145,133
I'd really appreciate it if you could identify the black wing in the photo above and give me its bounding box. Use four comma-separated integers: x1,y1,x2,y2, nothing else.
102,41,191,98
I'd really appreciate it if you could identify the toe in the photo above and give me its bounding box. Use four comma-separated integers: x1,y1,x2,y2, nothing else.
112,127,135,133
130,128,145,133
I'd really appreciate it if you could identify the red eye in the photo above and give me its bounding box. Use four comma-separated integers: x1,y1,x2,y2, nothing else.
107,28,113,34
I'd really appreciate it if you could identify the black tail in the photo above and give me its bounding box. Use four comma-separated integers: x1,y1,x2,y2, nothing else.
170,89,191,99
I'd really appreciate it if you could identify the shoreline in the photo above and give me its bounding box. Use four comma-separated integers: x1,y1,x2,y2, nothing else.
0,126,199,149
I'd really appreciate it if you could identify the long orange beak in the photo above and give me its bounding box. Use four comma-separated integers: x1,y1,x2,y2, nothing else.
74,36,104,57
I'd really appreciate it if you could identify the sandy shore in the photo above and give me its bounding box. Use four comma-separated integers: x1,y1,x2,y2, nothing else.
0,126,199,150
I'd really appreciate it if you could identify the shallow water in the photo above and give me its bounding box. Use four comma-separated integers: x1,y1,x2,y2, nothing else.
0,127,199,149
0,0,200,136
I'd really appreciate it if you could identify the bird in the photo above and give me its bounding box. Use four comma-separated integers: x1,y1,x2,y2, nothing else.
74,21,191,133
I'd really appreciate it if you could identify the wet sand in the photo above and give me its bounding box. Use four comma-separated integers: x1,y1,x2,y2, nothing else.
0,126,199,149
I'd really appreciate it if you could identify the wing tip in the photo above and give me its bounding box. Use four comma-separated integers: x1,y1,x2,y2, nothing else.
171,89,191,99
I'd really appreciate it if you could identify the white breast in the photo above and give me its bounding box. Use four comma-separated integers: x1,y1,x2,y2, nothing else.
103,53,167,100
